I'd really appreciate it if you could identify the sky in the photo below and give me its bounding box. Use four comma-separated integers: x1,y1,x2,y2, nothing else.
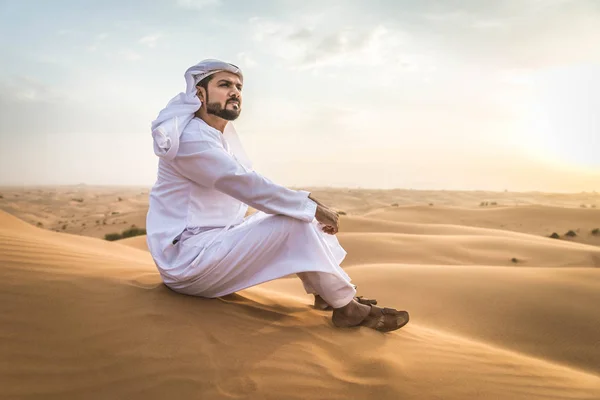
0,0,599,192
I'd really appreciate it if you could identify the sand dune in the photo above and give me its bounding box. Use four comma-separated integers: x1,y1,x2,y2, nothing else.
1,187,600,399
364,204,600,247
266,264,600,375
1,186,599,246
117,235,151,251
119,216,600,268
338,231,600,267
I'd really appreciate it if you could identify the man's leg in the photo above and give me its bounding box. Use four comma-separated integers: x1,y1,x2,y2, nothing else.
297,271,356,309
298,271,408,332
172,213,409,331
172,213,353,300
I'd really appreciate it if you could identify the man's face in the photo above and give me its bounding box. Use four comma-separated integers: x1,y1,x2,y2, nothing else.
199,71,243,121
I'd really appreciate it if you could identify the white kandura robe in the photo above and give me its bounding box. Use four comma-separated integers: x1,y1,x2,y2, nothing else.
146,118,356,308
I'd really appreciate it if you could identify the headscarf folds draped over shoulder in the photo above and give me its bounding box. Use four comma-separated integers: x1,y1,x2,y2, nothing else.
151,59,244,161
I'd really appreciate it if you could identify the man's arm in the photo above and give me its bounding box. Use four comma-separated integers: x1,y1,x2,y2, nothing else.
172,138,317,222
308,194,340,234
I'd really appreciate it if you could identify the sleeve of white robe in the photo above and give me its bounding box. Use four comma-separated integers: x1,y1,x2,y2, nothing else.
172,135,317,222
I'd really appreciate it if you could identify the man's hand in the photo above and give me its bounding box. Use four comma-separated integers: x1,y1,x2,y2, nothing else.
309,194,339,235
315,204,339,234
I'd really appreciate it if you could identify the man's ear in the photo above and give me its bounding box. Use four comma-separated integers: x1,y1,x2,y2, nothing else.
196,86,206,102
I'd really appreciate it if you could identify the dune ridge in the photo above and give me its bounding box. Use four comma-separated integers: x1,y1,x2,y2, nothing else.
2,187,599,247
1,188,600,399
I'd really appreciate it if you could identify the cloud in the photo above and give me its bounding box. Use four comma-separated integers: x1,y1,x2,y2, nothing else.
423,11,467,22
471,19,507,29
249,18,411,70
56,29,76,36
288,28,313,41
301,26,396,68
177,0,220,10
119,49,142,61
0,75,156,186
139,34,161,48
0,76,75,140
0,76,65,104
409,0,600,69
79,32,110,55
237,52,257,68
250,18,283,42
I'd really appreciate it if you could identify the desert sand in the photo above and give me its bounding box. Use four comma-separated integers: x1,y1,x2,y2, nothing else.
1,186,599,399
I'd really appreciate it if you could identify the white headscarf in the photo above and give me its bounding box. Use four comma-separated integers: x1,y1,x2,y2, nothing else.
151,59,245,162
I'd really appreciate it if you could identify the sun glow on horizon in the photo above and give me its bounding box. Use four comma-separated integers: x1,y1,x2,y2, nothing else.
520,64,600,170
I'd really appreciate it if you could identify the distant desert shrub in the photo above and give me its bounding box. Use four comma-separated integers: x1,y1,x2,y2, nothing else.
105,226,146,241
511,257,518,263
71,198,84,203
592,228,599,236
479,202,488,206
0,194,3,199
564,230,577,237
338,211,347,215
96,220,100,224
104,233,122,241
549,232,560,239
118,197,123,202
391,203,399,207
62,224,67,230
36,222,43,227
580,204,587,208
121,227,146,238
111,212,119,215
592,205,597,209
429,203,433,206
490,202,497,206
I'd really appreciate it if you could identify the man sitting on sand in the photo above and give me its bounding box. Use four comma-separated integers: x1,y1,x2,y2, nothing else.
146,59,409,332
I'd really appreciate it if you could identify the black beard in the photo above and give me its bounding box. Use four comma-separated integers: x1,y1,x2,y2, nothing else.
206,101,240,121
